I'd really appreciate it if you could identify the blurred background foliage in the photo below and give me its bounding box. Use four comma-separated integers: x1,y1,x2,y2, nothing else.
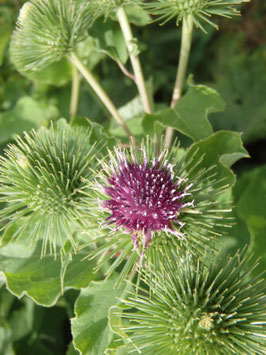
0,0,265,353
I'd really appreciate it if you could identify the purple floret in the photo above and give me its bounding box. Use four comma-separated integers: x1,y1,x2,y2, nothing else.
103,157,189,251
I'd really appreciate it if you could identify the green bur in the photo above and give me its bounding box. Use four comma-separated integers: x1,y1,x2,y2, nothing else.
9,0,92,72
144,0,249,31
120,249,266,354
0,120,98,256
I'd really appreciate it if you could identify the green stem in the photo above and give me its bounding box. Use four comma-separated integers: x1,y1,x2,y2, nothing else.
68,52,133,139
164,15,193,148
69,63,80,118
117,6,153,114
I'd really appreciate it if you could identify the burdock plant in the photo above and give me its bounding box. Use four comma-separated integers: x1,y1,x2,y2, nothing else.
1,0,264,354
0,120,99,256
120,249,266,354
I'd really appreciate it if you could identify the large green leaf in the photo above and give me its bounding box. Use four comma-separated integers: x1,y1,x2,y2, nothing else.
0,241,97,307
185,131,248,188
71,275,127,355
234,165,266,275
0,97,58,144
91,20,128,64
142,78,225,141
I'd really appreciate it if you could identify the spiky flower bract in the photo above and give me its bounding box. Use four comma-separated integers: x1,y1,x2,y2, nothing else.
10,0,92,72
0,119,99,256
88,0,132,20
87,138,231,283
142,0,249,31
120,249,266,354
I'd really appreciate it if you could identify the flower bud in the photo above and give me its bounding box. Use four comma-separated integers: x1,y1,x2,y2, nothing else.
143,0,249,31
0,120,98,256
10,0,92,72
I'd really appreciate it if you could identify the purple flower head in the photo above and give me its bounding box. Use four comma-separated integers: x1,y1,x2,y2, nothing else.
102,147,193,252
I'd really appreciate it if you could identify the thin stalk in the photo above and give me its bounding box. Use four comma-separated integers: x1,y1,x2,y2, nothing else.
68,52,133,139
117,6,153,114
164,15,193,148
69,63,80,118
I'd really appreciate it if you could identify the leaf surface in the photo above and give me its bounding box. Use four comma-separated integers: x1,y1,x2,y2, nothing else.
142,78,225,141
71,275,126,355
0,241,96,307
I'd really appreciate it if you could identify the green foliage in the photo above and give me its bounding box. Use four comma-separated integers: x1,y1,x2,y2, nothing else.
71,275,127,354
208,34,266,144
142,77,225,140
233,165,266,275
0,97,58,145
185,130,248,188
90,19,129,64
0,0,265,354
120,249,266,354
20,58,73,87
0,237,97,306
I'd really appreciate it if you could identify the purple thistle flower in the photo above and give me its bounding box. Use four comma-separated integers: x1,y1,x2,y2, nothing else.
102,147,193,252
88,139,231,284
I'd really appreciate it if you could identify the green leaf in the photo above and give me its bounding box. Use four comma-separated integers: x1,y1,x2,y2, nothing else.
0,97,58,144
9,297,35,342
185,131,248,188
75,37,103,71
0,288,15,355
142,77,225,141
91,20,128,64
0,241,97,307
125,4,151,26
209,35,266,144
71,116,117,149
110,96,145,138
0,319,13,355
235,165,266,275
71,275,127,355
67,342,80,355
19,58,72,86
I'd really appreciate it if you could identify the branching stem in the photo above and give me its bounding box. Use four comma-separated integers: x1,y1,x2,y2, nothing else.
164,15,193,148
117,6,153,114
116,60,136,82
69,63,80,118
68,52,133,139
